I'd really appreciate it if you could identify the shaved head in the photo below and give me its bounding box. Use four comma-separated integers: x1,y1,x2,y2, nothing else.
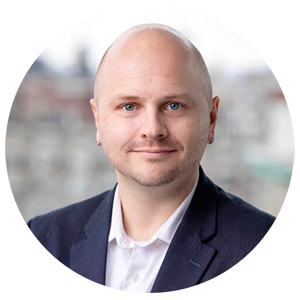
90,23,219,188
94,23,212,105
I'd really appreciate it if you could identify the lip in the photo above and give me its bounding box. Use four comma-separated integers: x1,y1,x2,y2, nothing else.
131,149,176,158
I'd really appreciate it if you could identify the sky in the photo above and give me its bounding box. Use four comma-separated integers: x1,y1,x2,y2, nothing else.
39,7,269,76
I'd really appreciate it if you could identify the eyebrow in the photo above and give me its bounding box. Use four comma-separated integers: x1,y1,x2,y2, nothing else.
113,93,194,102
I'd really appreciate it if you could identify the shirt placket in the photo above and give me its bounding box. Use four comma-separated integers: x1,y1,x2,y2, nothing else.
122,243,147,292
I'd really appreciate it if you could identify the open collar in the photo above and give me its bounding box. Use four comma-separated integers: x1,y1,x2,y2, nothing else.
70,167,218,291
109,175,198,248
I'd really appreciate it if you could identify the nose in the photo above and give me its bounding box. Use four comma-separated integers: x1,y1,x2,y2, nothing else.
141,109,168,140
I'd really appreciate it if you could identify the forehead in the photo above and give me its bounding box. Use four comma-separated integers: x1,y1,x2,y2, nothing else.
95,29,205,101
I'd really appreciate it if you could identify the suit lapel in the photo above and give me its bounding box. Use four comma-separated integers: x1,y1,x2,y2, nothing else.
70,187,116,285
151,167,218,292
69,167,219,291
151,226,216,292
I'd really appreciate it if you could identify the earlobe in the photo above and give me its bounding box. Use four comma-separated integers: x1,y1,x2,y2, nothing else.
207,137,215,144
96,137,101,146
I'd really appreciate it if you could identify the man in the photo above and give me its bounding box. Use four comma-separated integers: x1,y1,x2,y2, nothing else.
28,24,275,293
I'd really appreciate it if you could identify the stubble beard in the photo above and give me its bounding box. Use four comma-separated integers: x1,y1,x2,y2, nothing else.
102,135,208,188
123,159,186,187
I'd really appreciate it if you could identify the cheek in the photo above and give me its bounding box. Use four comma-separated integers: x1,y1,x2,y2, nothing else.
176,117,209,154
172,115,206,140
99,116,137,146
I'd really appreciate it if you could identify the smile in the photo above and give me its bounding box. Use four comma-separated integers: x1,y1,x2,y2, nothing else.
131,149,176,158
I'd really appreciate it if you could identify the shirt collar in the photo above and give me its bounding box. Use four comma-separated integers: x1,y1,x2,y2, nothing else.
108,185,128,244
108,173,199,248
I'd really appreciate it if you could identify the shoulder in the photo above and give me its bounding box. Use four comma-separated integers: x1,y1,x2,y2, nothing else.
27,189,114,248
198,167,275,238
211,185,276,259
196,176,277,282
217,187,275,232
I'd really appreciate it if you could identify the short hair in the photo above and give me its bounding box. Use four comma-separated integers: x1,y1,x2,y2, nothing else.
95,23,213,104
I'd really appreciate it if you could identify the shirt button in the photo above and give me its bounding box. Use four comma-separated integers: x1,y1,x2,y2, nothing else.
131,274,140,282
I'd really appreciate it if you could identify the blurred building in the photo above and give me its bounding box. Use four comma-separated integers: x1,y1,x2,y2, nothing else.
6,49,294,221
203,68,293,217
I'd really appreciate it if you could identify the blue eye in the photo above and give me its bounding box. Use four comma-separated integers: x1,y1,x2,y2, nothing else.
122,104,136,111
167,102,182,110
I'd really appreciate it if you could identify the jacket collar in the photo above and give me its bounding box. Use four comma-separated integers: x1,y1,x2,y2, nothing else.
151,167,218,292
83,187,115,238
70,187,115,285
70,166,218,291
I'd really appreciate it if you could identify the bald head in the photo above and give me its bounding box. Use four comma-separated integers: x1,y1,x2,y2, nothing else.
94,24,212,105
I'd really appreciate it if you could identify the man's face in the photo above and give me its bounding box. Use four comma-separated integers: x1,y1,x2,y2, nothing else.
91,32,218,186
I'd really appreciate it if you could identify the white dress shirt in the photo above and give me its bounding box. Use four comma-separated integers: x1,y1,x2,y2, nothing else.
105,176,198,293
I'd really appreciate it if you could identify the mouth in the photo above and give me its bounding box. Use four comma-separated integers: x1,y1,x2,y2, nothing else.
130,149,177,158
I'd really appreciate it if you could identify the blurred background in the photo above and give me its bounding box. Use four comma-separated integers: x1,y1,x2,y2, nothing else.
5,11,294,222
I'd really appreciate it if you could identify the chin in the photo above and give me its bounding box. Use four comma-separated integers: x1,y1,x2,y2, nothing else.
123,166,182,187
132,174,177,187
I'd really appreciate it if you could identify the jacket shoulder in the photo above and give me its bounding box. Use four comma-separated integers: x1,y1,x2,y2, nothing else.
218,188,275,231
27,189,113,264
199,183,276,283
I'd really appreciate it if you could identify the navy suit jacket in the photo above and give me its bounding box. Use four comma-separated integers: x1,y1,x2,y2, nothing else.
28,167,275,292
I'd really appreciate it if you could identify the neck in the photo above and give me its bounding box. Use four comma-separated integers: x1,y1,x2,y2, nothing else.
116,168,198,242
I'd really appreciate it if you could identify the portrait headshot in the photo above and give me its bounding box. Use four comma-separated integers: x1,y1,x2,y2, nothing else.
5,4,295,296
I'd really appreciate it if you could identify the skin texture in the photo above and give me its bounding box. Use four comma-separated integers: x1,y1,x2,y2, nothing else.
90,26,219,241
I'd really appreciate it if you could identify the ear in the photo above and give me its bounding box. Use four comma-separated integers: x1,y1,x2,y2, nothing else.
90,98,101,144
208,95,220,143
